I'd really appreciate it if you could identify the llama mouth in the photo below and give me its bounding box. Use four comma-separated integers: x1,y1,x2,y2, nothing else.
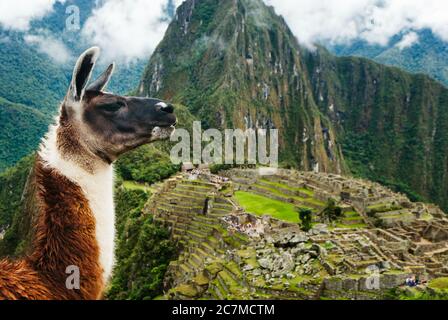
150,125,176,141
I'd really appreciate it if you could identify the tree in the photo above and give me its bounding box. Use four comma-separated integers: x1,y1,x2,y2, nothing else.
298,208,313,232
321,199,342,222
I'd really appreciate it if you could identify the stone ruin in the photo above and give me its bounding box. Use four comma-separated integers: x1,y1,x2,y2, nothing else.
148,168,448,300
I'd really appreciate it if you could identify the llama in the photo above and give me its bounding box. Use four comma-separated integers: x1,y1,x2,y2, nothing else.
0,47,177,300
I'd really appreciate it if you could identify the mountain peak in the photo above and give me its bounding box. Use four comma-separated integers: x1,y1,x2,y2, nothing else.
140,0,345,173
139,0,448,212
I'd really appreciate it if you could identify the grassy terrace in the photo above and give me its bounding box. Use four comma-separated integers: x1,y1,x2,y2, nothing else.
235,191,300,223
367,203,403,214
260,178,314,196
254,183,304,200
335,222,368,229
251,181,324,209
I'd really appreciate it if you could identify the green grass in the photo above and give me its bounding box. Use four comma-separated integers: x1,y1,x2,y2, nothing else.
122,180,153,192
344,211,359,218
429,277,448,291
343,216,363,221
235,191,300,223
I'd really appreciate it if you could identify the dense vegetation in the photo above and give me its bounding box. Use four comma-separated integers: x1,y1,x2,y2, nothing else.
116,145,179,185
298,208,313,232
320,199,342,223
0,34,67,113
106,187,175,300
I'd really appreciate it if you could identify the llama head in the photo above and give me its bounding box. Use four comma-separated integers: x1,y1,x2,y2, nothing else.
60,47,176,164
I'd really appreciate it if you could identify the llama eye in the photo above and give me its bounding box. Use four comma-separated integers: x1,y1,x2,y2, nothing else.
100,103,123,113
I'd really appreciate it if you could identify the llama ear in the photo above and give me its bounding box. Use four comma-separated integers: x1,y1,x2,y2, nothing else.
67,47,100,103
86,63,115,92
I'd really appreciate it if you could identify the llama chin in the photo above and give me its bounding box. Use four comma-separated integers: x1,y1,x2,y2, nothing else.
151,125,176,142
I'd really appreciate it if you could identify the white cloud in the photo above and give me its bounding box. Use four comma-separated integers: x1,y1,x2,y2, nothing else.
0,0,65,31
264,0,448,47
396,31,419,50
24,32,72,63
4,0,447,63
82,0,184,63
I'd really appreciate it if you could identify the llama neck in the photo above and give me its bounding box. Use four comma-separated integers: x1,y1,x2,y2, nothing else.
38,124,116,286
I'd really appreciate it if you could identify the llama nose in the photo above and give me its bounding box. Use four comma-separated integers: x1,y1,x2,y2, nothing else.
161,103,174,114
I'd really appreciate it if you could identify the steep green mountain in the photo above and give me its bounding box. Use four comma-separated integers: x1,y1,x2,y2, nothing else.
329,29,448,87
303,47,448,210
139,0,346,173
139,0,448,211
0,98,49,171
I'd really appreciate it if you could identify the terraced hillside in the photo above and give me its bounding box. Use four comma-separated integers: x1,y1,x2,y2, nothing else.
229,170,368,230
146,173,251,299
144,169,448,300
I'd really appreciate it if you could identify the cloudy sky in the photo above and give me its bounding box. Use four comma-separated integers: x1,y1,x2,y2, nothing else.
0,0,447,62
266,0,448,47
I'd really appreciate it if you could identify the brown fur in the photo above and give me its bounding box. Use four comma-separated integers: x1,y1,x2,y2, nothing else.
0,156,103,300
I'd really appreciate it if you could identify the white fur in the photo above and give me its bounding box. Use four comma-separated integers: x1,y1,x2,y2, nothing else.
68,47,101,103
39,124,116,284
155,102,168,108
